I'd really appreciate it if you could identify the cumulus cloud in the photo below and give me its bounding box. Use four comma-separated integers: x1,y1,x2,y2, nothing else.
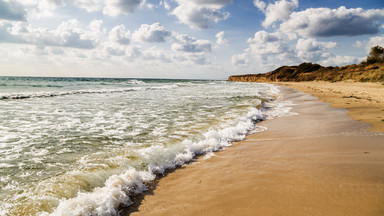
9,0,65,19
172,34,212,53
231,30,296,67
253,0,266,11
320,55,360,66
109,24,131,45
0,22,25,43
189,0,232,6
133,23,171,43
105,44,126,56
0,0,26,21
232,30,355,67
17,0,146,17
280,6,384,37
189,53,210,65
367,35,384,48
172,0,231,29
295,38,352,64
296,38,337,52
142,47,171,62
350,35,384,53
247,31,290,55
215,31,228,45
50,19,101,49
0,19,101,49
125,46,142,58
102,0,145,16
231,53,249,66
37,0,66,11
255,0,298,28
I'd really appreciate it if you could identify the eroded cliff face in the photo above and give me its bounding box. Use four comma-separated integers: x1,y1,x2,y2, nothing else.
228,62,384,82
227,75,272,82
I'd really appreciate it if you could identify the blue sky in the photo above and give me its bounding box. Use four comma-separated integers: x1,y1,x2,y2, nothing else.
0,0,383,79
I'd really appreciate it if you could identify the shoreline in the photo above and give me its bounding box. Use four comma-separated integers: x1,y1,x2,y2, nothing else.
277,81,384,132
123,86,384,216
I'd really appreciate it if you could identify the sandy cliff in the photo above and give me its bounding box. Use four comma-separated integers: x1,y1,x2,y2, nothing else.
228,62,384,82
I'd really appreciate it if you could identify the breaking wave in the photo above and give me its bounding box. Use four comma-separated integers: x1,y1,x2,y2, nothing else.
0,85,179,100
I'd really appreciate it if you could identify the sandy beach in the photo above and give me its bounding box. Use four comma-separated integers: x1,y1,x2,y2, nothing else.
124,85,384,216
279,81,384,132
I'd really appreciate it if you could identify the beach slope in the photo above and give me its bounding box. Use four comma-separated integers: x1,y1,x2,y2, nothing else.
125,87,384,216
280,81,384,132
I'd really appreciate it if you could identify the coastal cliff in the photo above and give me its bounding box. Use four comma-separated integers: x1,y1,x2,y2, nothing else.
228,62,384,82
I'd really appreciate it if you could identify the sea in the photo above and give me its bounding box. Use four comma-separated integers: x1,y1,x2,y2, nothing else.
0,77,293,215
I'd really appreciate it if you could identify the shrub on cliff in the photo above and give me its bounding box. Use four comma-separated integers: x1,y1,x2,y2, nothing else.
362,45,384,64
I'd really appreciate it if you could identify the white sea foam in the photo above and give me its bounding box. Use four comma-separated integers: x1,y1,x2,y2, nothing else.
0,85,179,100
125,79,145,85
46,91,292,216
0,79,295,215
50,168,155,216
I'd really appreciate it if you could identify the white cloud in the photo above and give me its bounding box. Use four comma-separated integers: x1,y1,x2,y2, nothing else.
145,3,155,9
105,44,126,56
0,0,26,21
159,0,171,10
351,34,384,53
133,23,171,43
189,53,210,65
50,47,64,55
172,34,212,53
231,53,249,66
52,19,101,49
247,30,280,43
320,55,359,66
69,0,103,12
172,0,231,29
367,35,384,48
280,6,384,37
231,30,296,67
355,40,364,48
125,46,142,59
108,25,131,45
296,38,337,52
295,38,338,63
0,22,25,43
215,31,228,45
258,0,298,28
189,0,232,6
0,19,102,49
232,29,357,68
37,0,66,11
247,31,290,55
10,0,63,18
102,0,145,16
142,47,171,62
16,0,146,17
253,0,266,11
295,38,358,65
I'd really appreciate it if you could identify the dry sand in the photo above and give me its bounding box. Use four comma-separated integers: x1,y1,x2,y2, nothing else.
124,86,384,216
279,81,384,132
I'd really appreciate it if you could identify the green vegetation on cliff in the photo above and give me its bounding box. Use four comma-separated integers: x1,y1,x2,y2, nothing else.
228,46,384,83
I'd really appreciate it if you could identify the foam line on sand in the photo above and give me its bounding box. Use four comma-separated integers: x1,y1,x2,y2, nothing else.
122,87,384,216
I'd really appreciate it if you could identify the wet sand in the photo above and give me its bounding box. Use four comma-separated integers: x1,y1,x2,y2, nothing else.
125,87,384,216
279,81,384,132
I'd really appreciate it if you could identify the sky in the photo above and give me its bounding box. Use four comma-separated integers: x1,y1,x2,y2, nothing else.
0,0,384,79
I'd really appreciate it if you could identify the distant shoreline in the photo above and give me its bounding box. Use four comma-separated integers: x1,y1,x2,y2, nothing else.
276,81,384,132
227,62,384,132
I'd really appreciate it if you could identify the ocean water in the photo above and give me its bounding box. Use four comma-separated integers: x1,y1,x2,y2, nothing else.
0,77,293,215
